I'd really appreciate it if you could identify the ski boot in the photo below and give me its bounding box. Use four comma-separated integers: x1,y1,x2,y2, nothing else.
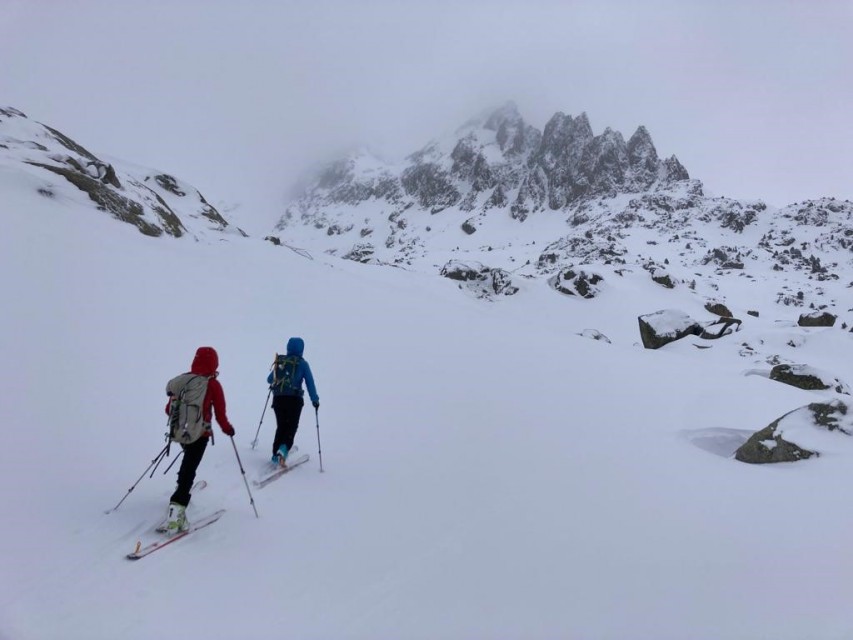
271,445,289,467
158,502,189,535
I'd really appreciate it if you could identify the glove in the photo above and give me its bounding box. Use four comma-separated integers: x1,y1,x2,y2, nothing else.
221,424,235,437
312,401,320,409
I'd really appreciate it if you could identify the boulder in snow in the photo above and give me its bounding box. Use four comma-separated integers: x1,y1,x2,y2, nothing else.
548,268,604,298
577,329,611,343
440,260,519,298
735,400,852,464
769,364,850,395
798,311,836,327
637,309,702,349
704,300,733,317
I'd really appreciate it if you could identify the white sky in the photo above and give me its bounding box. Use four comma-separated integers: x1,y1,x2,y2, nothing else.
2,0,852,225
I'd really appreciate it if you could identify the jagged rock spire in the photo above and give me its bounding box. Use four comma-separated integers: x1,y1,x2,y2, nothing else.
296,102,691,220
484,101,522,131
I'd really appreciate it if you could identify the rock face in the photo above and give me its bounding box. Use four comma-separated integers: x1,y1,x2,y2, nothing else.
275,102,691,261
511,115,686,219
0,106,244,239
735,400,852,463
275,103,698,264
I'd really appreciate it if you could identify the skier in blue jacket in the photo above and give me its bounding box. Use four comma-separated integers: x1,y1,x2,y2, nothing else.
267,337,319,465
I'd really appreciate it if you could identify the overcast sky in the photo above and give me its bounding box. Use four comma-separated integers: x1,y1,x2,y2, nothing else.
2,0,851,230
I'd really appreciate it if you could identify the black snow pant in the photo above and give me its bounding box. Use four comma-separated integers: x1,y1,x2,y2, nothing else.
272,395,304,456
170,437,208,507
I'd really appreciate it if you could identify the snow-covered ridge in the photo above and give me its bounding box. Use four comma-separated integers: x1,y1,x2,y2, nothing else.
0,106,245,239
273,101,690,253
272,102,852,320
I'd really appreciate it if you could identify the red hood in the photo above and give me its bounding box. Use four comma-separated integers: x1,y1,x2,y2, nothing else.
191,347,219,376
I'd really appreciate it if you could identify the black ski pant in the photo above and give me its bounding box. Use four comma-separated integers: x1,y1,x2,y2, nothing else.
170,437,208,507
272,395,304,456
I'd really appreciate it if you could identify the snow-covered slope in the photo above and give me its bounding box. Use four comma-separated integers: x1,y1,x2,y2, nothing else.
0,106,245,239
2,126,853,639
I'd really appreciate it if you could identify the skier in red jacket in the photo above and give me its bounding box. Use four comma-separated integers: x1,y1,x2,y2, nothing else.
160,346,235,533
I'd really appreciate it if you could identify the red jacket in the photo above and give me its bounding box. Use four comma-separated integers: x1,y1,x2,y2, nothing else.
165,346,234,436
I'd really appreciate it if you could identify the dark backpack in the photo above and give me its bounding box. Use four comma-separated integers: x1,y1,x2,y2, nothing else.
271,355,301,395
166,373,210,444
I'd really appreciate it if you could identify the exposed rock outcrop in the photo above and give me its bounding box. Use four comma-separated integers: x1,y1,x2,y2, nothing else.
440,260,519,299
0,106,243,239
798,311,837,327
735,400,852,463
770,364,850,394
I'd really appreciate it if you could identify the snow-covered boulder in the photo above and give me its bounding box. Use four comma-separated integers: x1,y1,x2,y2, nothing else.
798,311,837,327
699,316,742,340
649,267,676,289
769,364,850,395
548,268,604,298
637,309,702,349
577,329,611,343
440,260,519,299
735,400,852,464
705,300,734,317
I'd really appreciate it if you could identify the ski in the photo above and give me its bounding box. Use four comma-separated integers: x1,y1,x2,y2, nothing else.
126,509,226,560
253,454,310,488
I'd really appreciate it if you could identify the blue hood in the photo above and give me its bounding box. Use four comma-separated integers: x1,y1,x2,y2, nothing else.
286,337,304,357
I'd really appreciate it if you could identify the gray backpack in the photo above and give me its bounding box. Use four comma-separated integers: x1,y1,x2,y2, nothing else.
166,373,211,444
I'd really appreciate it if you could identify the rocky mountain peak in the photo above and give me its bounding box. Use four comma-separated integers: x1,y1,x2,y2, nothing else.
0,106,28,119
539,111,594,149
277,101,695,241
627,125,654,151
484,101,522,131
627,125,659,174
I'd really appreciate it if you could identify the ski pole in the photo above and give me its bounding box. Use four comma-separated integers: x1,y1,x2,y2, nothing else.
152,415,172,477
150,433,176,478
105,443,169,514
162,448,184,475
149,447,168,478
252,355,278,449
251,388,273,450
315,407,324,473
230,436,259,518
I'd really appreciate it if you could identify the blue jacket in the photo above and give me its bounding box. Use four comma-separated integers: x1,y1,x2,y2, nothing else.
267,337,319,404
